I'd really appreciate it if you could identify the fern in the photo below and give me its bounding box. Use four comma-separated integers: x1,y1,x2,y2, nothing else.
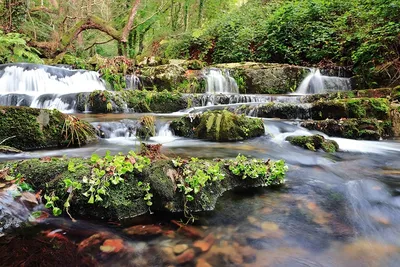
0,31,43,64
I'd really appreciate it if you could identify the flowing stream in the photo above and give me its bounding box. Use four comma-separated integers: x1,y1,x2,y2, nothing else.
1,65,400,266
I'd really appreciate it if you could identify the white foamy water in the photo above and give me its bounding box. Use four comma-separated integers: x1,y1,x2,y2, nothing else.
0,64,106,112
295,68,351,94
204,68,239,94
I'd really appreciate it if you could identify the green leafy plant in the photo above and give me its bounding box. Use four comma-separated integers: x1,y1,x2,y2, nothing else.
175,157,225,202
62,115,96,147
0,30,43,64
44,151,151,217
138,181,153,207
228,154,287,185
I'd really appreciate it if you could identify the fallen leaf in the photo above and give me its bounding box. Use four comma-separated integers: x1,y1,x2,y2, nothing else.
100,239,124,253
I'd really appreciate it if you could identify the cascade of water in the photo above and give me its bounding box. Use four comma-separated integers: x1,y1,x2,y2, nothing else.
157,123,173,137
295,68,351,94
204,68,239,94
125,74,141,90
0,63,106,112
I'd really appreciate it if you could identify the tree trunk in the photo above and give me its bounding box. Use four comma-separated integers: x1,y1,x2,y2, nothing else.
198,0,205,27
184,0,189,31
121,0,141,43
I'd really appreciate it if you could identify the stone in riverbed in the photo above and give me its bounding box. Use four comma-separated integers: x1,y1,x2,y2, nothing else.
286,134,339,153
170,110,265,142
0,146,22,154
301,118,393,140
173,244,189,254
0,106,97,151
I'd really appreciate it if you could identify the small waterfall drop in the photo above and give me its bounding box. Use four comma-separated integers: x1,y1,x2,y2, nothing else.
0,63,106,112
125,74,142,90
295,68,351,94
204,68,239,94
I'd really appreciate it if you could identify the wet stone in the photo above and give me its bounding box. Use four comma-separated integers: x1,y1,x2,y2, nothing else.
173,244,189,255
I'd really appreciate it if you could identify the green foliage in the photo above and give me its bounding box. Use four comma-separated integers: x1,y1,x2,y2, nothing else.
62,115,97,147
174,157,225,202
137,181,153,206
44,150,151,216
163,0,400,87
228,154,287,184
101,68,127,91
0,30,43,64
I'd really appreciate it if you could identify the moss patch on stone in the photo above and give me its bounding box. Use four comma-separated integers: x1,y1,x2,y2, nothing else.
171,110,265,142
311,98,390,120
0,106,97,150
286,134,339,153
1,151,286,221
301,118,393,140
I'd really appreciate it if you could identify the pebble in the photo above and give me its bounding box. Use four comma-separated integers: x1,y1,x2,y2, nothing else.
173,244,189,255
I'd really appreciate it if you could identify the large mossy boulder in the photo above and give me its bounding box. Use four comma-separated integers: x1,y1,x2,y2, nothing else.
301,119,393,140
171,110,265,141
140,64,186,90
311,98,390,120
0,106,97,150
286,134,339,153
0,152,287,221
213,62,309,94
80,90,187,113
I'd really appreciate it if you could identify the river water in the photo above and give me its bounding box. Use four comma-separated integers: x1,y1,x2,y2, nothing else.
1,113,400,266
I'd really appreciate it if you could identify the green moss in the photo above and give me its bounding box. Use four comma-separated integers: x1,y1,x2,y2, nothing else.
170,116,200,138
311,98,390,120
0,106,95,150
194,110,265,142
2,152,287,221
301,118,392,140
136,116,156,140
286,134,339,153
121,90,187,113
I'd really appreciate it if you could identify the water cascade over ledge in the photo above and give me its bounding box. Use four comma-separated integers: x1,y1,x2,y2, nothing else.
295,68,352,94
0,63,106,112
204,68,239,94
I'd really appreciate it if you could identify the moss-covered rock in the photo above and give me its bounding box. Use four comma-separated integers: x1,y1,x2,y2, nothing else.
171,110,265,141
235,102,311,120
136,116,156,140
87,90,126,113
301,119,393,140
286,134,339,152
0,152,287,221
0,146,22,154
301,88,393,102
311,98,390,120
170,116,200,138
81,90,187,113
140,64,186,90
122,90,187,113
0,106,97,150
213,62,309,94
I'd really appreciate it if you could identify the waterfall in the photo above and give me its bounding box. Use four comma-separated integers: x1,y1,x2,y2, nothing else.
204,68,239,94
0,63,106,112
295,68,351,94
125,74,141,90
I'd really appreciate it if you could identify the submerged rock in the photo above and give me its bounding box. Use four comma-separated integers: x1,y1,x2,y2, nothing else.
286,134,339,153
171,110,265,142
0,106,97,150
